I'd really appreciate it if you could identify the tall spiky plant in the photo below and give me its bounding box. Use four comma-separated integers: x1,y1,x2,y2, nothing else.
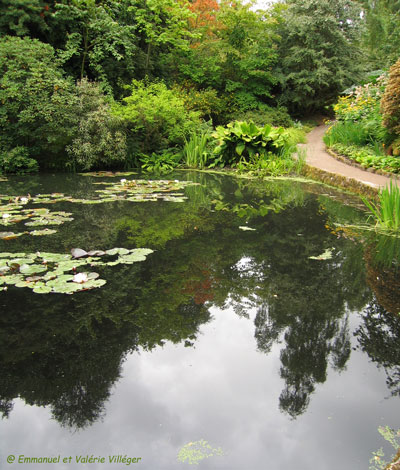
363,180,400,231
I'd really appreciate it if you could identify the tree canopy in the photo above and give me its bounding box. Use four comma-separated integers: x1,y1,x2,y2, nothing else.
0,0,398,170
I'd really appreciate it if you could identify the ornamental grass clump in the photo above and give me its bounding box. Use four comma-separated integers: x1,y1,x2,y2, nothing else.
363,181,400,231
183,131,210,169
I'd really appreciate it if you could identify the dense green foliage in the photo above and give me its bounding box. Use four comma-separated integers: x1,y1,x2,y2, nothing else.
66,79,127,171
324,74,400,174
275,0,363,115
381,58,400,145
357,0,400,68
0,0,398,172
112,79,201,156
0,36,77,169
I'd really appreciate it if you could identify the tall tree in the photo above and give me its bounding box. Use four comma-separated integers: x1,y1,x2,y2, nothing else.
0,0,50,39
50,0,138,95
124,0,195,78
274,0,364,115
177,0,278,114
357,0,400,68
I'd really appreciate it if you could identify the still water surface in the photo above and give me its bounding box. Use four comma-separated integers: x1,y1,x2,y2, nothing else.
0,171,399,469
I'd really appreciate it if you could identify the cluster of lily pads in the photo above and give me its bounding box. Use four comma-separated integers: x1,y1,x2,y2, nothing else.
28,179,197,205
92,178,197,203
78,171,137,178
0,196,73,239
0,178,198,240
0,247,153,294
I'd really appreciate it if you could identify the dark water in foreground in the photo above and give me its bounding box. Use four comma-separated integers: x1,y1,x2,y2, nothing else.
0,171,399,470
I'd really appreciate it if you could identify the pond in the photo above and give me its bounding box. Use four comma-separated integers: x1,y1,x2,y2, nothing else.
0,171,399,470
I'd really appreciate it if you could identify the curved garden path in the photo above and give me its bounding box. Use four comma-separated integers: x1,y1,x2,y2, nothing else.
300,125,400,190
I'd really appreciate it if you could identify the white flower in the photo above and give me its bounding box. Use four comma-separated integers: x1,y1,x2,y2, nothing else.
73,272,88,283
20,197,28,203
120,179,127,184
2,213,11,219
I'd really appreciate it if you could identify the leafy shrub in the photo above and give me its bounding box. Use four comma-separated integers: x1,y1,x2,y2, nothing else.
0,147,39,174
236,151,305,177
331,75,389,145
112,80,202,155
66,80,127,171
211,121,289,167
381,58,400,138
329,143,400,173
139,151,181,175
0,36,78,169
235,105,294,128
177,85,227,124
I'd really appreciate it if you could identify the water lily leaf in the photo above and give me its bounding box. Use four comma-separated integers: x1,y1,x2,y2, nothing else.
0,232,17,239
15,280,34,288
33,285,52,294
2,274,23,284
53,259,87,273
46,274,75,287
78,171,137,177
0,252,16,258
10,257,35,265
309,248,334,260
71,248,88,259
19,264,47,275
130,248,154,257
82,279,106,289
118,248,154,264
26,276,44,282
87,250,106,257
105,247,130,256
50,282,85,294
39,252,72,262
87,272,99,280
94,260,120,267
28,208,49,215
30,229,57,236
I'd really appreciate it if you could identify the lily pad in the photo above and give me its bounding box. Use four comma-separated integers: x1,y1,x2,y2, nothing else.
78,171,137,177
105,247,130,256
39,252,72,262
71,248,88,259
30,229,58,236
87,250,106,257
19,264,47,275
0,231,24,240
32,284,53,294
1,274,24,285
177,440,224,465
309,248,334,261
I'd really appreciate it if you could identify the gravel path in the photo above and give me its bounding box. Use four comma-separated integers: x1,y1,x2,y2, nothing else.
300,125,400,190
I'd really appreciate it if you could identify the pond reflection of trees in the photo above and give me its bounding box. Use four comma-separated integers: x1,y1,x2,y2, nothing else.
355,301,400,397
0,174,398,428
